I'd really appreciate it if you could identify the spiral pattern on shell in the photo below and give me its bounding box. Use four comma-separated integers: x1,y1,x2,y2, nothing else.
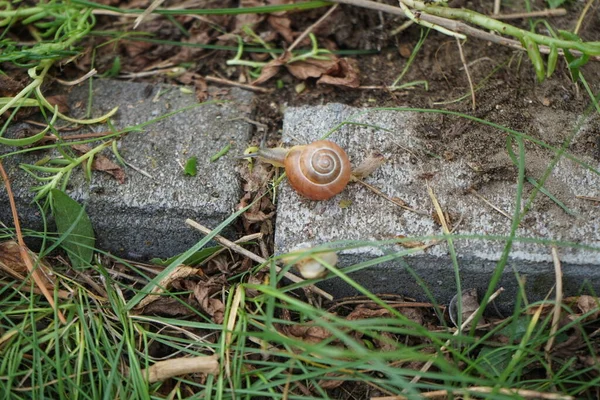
284,140,351,200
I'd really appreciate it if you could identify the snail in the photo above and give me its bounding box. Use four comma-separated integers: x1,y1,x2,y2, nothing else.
250,140,352,200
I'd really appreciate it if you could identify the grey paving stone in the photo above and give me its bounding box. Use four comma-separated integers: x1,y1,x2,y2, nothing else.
275,103,600,309
1,80,254,260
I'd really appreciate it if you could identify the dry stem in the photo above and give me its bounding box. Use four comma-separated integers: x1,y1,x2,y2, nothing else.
0,160,67,323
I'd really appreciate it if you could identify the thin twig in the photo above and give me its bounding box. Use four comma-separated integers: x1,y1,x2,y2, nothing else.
492,8,567,20
185,219,333,300
204,75,274,93
576,195,600,202
574,0,596,34
455,37,476,110
545,247,563,355
0,160,67,323
469,188,512,219
353,179,428,215
288,4,338,53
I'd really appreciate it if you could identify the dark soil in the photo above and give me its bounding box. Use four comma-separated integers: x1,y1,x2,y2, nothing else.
65,1,600,179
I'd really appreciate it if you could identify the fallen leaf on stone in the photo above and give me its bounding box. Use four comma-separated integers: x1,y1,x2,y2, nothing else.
194,76,208,102
45,95,69,115
72,144,126,184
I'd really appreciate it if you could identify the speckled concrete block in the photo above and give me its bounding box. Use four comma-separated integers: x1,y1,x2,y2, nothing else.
275,104,600,309
0,80,254,259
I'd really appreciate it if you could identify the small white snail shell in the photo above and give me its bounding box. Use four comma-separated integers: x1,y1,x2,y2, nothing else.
281,251,338,279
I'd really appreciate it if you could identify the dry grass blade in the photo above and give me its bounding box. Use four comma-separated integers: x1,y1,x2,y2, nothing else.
353,179,427,215
54,69,97,86
0,160,67,324
545,247,563,355
224,285,244,380
287,4,338,53
133,0,165,29
455,37,476,110
373,385,573,399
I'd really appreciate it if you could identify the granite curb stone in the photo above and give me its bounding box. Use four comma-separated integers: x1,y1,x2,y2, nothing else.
0,80,254,260
275,103,600,309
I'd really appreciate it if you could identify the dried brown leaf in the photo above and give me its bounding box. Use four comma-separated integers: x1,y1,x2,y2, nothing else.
137,265,201,309
316,58,360,88
396,235,426,249
318,375,345,389
252,58,287,85
285,324,332,344
232,0,266,32
286,57,338,80
347,305,391,321
254,54,360,88
574,295,600,320
193,276,226,324
267,15,294,43
45,95,69,115
72,144,126,184
0,75,24,97
0,240,55,289
194,76,209,102
142,296,198,317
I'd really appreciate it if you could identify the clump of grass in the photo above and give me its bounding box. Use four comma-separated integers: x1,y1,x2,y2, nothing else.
1,1,600,399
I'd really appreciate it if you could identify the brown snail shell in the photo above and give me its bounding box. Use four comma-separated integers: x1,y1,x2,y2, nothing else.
257,140,351,200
